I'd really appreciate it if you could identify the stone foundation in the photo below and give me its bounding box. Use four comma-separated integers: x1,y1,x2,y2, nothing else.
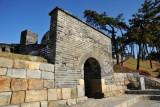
100,73,140,97
0,57,87,107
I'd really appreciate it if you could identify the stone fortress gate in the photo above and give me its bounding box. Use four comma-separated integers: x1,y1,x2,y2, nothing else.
0,7,114,99
45,7,114,97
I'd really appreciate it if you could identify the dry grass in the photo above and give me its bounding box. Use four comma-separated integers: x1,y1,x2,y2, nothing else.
123,57,160,77
0,51,48,63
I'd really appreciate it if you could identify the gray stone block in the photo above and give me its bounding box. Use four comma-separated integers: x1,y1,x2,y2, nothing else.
48,101,58,107
25,90,47,102
117,73,122,78
40,63,54,72
83,96,88,100
116,86,122,90
44,80,54,88
144,77,149,82
0,92,12,106
48,89,57,101
127,73,133,77
77,97,88,103
122,73,127,78
7,68,26,78
21,102,40,107
152,81,156,86
0,68,7,75
42,71,54,80
120,78,125,82
111,84,116,91
77,85,84,97
40,101,48,107
67,99,76,105
27,70,41,79
62,88,71,99
133,73,139,77
58,100,67,105
114,78,120,82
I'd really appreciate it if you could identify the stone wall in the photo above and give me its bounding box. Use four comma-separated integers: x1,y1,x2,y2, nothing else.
112,73,140,95
48,7,114,88
100,73,140,97
0,57,87,107
143,76,160,89
0,43,19,53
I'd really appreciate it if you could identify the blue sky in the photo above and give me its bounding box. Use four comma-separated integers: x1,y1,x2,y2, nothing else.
0,0,145,44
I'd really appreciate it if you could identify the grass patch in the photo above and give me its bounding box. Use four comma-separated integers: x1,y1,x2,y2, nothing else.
0,51,48,63
123,57,160,77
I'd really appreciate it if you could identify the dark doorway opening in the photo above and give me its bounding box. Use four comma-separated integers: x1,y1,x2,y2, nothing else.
2,47,5,52
84,57,103,98
10,48,13,52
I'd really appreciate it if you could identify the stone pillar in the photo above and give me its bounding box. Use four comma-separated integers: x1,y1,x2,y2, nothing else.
19,30,38,54
140,77,145,90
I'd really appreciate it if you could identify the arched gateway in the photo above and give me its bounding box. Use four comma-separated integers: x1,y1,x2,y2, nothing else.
84,57,103,98
40,7,114,96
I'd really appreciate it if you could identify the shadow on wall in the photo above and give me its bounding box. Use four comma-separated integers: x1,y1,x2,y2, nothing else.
84,57,104,99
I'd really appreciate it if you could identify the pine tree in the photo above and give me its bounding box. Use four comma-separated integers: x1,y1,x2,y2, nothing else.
129,0,160,70
84,10,128,65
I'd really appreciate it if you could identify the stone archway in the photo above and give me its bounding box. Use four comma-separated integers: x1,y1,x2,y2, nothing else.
84,57,104,98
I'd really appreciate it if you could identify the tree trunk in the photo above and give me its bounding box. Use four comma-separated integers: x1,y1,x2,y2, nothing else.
131,44,133,57
121,31,124,66
157,48,160,63
142,43,145,61
159,50,160,63
133,45,135,58
121,51,123,66
145,44,153,69
112,28,119,65
137,43,141,70
137,24,144,70
115,48,119,65
114,40,119,65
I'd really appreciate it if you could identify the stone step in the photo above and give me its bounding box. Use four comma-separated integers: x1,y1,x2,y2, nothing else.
125,90,160,95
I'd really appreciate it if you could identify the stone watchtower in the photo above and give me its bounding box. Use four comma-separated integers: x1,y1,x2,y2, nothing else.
43,7,114,97
19,30,38,54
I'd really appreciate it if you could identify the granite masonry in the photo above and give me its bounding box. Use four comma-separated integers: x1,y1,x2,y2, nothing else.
0,57,88,107
0,57,142,107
